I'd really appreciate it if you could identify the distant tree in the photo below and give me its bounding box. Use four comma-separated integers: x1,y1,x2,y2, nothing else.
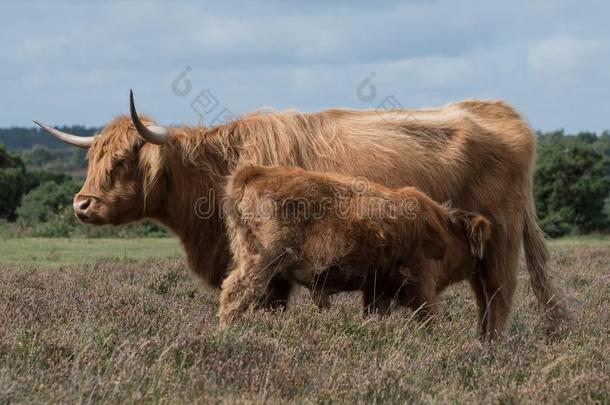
0,125,98,150
0,143,25,168
20,144,56,167
19,144,87,173
535,134,610,236
24,170,72,194
0,144,27,220
594,132,610,172
575,131,598,144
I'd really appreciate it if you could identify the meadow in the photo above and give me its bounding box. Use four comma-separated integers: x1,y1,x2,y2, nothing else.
0,237,608,403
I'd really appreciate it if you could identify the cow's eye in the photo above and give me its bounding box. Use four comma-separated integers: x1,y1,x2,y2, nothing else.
108,159,129,178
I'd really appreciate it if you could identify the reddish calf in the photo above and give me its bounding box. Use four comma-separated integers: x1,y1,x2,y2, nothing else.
219,165,492,331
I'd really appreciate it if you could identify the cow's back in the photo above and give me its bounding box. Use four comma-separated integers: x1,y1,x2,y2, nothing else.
230,100,533,213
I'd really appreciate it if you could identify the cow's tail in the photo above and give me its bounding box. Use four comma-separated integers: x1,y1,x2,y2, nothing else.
523,187,571,325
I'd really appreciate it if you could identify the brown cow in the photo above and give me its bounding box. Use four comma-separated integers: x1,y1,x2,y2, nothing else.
218,164,492,327
34,92,569,339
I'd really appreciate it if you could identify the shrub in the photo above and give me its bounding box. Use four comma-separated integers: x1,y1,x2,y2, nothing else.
0,145,27,220
24,170,72,194
17,180,81,228
16,179,167,238
535,134,610,237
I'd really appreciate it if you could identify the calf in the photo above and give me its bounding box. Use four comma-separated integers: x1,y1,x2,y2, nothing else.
219,165,491,328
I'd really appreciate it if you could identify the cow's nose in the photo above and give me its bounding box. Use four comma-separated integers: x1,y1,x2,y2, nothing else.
73,197,91,216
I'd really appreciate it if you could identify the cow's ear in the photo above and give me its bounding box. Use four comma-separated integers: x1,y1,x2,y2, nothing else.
420,214,448,260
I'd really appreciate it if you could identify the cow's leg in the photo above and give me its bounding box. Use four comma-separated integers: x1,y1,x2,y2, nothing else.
361,275,398,316
362,287,393,315
257,276,294,311
478,218,521,340
468,274,489,337
362,270,404,315
310,289,331,310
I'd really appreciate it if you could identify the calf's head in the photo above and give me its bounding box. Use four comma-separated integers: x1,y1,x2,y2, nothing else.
34,91,169,225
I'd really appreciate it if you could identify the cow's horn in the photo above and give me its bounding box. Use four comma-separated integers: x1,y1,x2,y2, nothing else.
33,120,95,148
129,90,169,145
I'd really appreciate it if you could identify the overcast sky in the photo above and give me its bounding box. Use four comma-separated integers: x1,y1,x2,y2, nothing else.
1,0,609,132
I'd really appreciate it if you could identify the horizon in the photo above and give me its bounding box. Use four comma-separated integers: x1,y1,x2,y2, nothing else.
2,1,609,132
1,117,609,136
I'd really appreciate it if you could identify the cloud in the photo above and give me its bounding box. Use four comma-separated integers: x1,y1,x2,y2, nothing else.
1,0,610,132
528,36,607,86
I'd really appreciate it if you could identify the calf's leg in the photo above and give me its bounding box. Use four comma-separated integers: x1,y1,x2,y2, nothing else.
218,254,280,327
403,284,439,322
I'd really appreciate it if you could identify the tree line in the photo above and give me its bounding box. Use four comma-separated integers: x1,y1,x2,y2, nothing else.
0,127,609,238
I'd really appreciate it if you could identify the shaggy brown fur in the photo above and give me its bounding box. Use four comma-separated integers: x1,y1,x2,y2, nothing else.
218,165,492,328
68,99,568,338
395,210,492,321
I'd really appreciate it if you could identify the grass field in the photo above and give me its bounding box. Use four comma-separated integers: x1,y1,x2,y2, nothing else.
0,237,608,403
0,238,182,267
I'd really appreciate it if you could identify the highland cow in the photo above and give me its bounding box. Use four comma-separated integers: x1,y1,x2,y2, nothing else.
35,93,569,339
219,165,492,327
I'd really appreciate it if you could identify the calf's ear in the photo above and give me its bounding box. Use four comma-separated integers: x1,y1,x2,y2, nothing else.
465,214,492,258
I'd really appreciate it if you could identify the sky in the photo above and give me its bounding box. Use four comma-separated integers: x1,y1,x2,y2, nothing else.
1,0,609,132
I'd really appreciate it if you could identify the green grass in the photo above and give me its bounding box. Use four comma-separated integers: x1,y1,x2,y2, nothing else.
0,237,182,266
0,238,608,403
0,236,606,267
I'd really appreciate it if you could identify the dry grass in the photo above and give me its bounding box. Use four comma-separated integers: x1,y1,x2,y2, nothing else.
0,239,608,403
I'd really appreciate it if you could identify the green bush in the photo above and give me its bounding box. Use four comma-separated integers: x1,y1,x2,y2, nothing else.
15,179,167,238
535,133,610,237
72,221,168,238
24,170,72,194
17,180,80,225
0,145,27,220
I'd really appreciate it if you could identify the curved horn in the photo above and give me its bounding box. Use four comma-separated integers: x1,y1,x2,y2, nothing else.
129,90,169,145
33,120,95,148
